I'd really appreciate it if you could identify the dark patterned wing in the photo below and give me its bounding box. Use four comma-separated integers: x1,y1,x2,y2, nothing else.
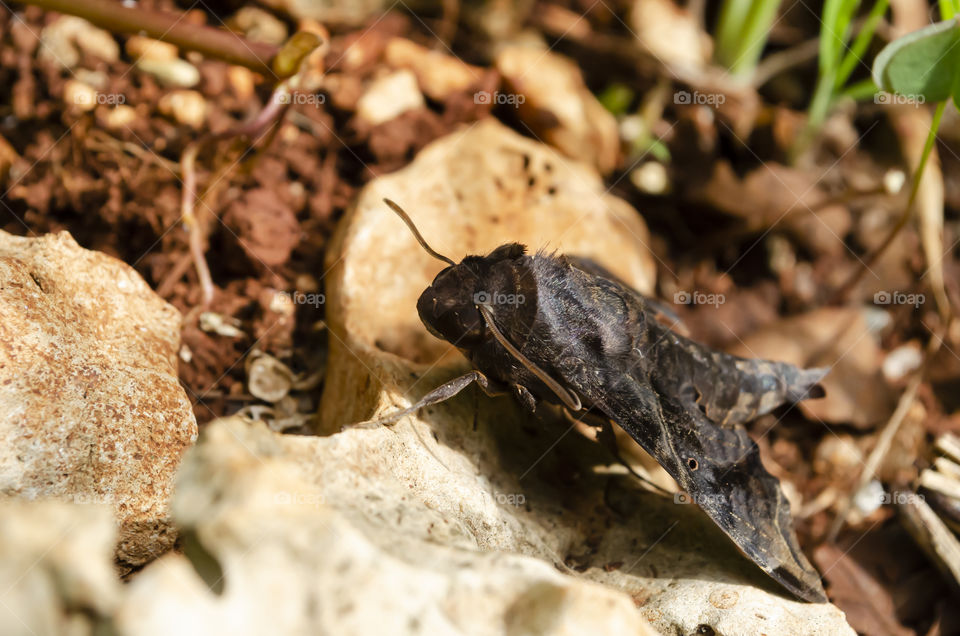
556,353,827,603
532,262,827,603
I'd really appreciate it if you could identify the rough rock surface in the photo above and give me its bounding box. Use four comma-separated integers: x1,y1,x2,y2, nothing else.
117,418,659,636
0,500,119,636
314,120,854,633
0,230,198,566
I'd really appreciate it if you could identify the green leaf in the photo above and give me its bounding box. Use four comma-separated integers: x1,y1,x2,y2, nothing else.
840,77,880,100
940,0,960,20
872,18,960,102
821,0,859,73
598,84,634,116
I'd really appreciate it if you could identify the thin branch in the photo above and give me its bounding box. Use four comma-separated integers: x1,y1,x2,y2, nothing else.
22,0,280,76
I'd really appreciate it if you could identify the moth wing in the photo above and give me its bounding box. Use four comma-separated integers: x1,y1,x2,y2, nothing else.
652,331,828,427
556,360,827,603
564,255,686,330
566,258,827,427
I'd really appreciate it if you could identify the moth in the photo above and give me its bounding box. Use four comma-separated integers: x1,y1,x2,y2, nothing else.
370,198,829,603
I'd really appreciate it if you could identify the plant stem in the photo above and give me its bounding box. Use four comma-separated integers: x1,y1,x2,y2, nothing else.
835,0,889,89
715,0,781,77
831,100,947,303
22,0,280,76
791,69,835,161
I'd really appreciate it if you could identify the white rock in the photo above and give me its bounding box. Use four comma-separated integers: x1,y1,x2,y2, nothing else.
39,16,119,69
117,417,659,636
137,58,201,88
158,89,207,128
0,500,120,636
356,69,426,126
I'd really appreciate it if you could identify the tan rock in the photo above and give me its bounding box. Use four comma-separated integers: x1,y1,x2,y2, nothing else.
63,79,98,112
630,0,712,70
117,417,659,636
98,104,139,130
125,35,179,62
496,46,620,174
356,69,426,126
158,90,208,128
0,230,197,566
39,15,120,70
0,500,120,636
385,37,484,100
228,7,288,46
136,57,201,88
274,0,389,25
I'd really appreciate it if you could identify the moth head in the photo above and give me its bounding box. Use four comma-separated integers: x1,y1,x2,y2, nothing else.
383,198,526,348
415,245,526,347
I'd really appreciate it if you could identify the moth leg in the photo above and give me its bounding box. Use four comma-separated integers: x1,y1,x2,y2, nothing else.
514,384,537,413
561,409,671,496
352,370,496,430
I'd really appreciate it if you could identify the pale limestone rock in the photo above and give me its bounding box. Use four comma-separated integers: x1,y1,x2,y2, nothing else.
117,417,658,636
356,69,426,126
136,58,201,88
158,90,208,128
39,16,120,70
0,230,197,566
384,37,484,100
630,0,712,71
495,46,620,174
0,500,119,636
274,0,389,25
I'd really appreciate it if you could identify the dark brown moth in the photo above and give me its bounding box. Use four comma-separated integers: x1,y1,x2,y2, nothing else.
371,198,829,603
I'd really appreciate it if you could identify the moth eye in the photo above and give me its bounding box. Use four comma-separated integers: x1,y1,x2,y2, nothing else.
687,458,699,470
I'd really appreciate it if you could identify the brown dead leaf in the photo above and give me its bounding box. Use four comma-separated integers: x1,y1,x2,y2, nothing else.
813,542,914,636
728,307,891,427
496,45,619,175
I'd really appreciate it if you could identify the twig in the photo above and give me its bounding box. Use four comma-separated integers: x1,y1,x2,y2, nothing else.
826,324,946,541
752,36,821,88
23,0,280,76
178,82,295,306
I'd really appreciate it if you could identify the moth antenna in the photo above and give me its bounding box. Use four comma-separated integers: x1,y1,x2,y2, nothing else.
383,198,456,266
477,304,582,412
